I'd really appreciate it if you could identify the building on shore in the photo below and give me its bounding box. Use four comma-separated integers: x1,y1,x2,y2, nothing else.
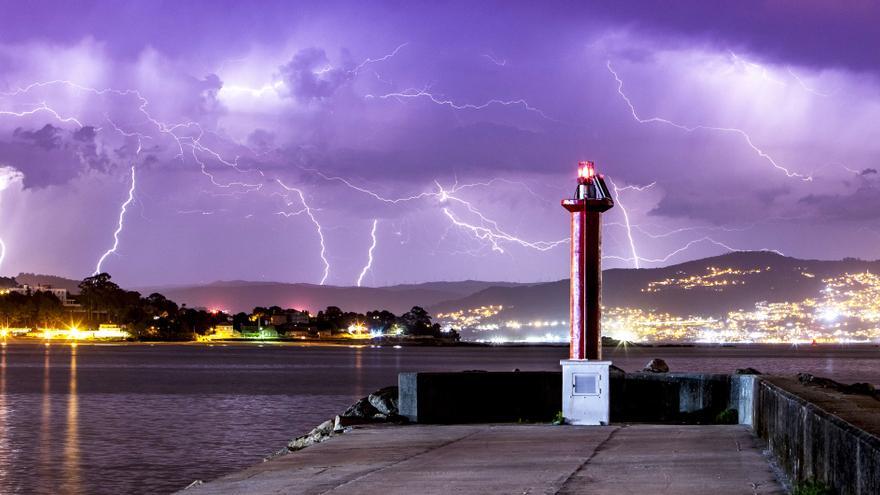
240,325,279,339
269,310,310,326
199,324,242,341
1,284,76,306
23,323,130,340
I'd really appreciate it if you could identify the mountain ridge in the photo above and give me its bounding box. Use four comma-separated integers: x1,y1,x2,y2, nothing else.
7,252,880,315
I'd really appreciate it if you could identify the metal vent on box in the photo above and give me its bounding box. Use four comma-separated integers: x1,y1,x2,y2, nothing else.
573,373,599,395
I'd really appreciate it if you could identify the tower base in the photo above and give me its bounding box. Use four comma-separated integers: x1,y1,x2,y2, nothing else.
560,360,611,425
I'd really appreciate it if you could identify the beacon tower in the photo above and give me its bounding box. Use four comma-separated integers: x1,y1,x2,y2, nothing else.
560,161,614,425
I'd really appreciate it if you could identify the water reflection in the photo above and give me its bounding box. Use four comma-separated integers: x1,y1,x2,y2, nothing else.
354,347,364,398
39,345,52,483
0,345,8,487
64,344,81,494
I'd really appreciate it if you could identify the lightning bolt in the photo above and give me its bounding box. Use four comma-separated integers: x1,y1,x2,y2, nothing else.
482,53,507,66
305,168,568,254
603,235,784,264
364,88,555,121
442,208,567,253
357,219,378,287
0,167,23,275
609,179,656,268
0,103,85,128
632,223,755,239
0,54,798,280
2,48,559,279
2,79,276,275
218,42,409,98
350,42,409,74
275,179,330,284
94,165,136,275
604,179,786,266
727,51,786,87
606,60,812,181
786,68,835,98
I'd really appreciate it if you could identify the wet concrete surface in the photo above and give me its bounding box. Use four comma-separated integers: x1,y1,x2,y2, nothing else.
183,424,783,494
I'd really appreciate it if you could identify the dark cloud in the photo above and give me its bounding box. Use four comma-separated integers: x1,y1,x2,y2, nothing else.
588,1,880,73
195,73,223,115
292,121,572,180
649,182,791,224
0,140,81,188
860,168,877,176
1,125,116,188
13,124,62,150
247,129,276,153
73,126,97,142
279,48,354,102
798,184,880,221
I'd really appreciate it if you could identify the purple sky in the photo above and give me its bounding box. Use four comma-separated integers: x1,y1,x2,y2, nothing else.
0,1,878,287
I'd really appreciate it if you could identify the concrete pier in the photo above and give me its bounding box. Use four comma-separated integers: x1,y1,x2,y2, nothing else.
183,424,783,494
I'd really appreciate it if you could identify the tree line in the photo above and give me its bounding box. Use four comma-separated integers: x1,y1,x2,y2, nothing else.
0,273,459,341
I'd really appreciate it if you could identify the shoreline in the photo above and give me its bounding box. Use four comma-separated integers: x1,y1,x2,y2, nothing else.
1,338,878,349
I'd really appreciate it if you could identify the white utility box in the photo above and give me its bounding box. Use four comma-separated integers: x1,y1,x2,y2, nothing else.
560,360,611,425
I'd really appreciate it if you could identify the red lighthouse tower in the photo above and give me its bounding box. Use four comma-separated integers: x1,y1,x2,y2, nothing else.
560,161,615,425
561,161,614,360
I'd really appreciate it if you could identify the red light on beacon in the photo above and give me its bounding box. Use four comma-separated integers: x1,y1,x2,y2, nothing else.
577,161,595,180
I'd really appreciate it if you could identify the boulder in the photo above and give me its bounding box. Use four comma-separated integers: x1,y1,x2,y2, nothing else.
798,373,878,398
368,386,399,415
265,447,290,461
797,372,835,387
735,367,762,375
333,415,345,433
312,419,334,436
609,364,627,375
287,419,336,452
283,385,403,456
642,358,669,373
342,397,380,418
845,382,878,397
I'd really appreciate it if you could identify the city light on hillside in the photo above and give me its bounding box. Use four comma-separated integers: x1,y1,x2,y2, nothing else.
438,270,880,344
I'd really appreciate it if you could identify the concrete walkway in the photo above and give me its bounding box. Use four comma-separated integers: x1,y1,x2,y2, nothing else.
183,424,784,495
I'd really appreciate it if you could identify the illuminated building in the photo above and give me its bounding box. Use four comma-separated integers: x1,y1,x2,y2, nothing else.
200,324,241,341
269,310,310,326
240,326,278,339
2,284,73,305
24,323,130,341
345,323,371,339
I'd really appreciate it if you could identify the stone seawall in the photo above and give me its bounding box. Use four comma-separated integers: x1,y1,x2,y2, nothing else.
753,378,880,494
399,371,754,424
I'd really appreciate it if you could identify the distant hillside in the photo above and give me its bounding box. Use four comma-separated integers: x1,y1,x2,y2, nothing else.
12,252,880,318
428,252,880,319
137,280,525,314
15,273,81,293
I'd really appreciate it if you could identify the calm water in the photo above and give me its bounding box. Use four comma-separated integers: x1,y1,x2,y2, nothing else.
0,342,878,494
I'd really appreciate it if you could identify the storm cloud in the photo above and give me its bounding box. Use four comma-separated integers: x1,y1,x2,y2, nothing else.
0,1,878,286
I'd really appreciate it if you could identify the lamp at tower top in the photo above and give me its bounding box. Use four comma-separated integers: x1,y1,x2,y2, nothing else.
577,161,596,181
569,161,613,207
